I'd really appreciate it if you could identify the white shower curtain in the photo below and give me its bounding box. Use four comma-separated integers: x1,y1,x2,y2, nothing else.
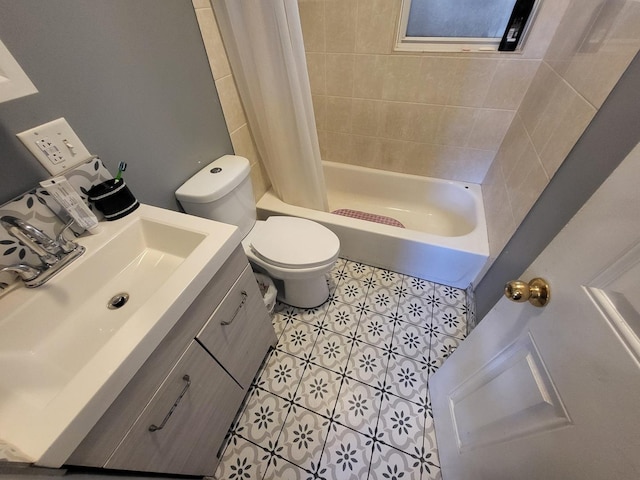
212,0,329,211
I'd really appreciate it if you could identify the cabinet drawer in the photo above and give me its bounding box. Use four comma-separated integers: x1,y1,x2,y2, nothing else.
105,341,243,476
196,266,277,388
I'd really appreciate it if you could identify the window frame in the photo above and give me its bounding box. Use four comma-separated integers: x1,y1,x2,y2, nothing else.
394,0,540,54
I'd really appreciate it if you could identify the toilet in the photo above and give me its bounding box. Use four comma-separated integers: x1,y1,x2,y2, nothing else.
176,155,340,308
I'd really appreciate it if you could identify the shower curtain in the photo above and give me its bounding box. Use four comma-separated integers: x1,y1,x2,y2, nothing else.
212,0,329,211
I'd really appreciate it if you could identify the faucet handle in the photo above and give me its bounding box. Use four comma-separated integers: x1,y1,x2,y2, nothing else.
0,264,42,282
57,219,80,254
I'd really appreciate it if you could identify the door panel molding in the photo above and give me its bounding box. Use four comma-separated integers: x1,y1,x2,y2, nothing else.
449,332,571,452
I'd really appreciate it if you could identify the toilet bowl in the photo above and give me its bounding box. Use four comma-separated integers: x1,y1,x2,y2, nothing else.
175,155,340,308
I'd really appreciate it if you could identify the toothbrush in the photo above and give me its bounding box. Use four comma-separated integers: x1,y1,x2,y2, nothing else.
115,161,127,182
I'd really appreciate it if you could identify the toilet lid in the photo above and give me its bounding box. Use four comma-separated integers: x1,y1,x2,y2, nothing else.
249,217,340,268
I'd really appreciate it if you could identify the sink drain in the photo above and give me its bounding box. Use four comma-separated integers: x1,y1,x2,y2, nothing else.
108,293,130,310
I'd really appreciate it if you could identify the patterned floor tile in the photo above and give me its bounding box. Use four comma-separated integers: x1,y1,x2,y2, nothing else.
356,312,395,349
364,286,398,316
215,258,467,480
384,354,429,405
396,296,433,326
216,435,271,480
256,350,306,401
402,275,434,298
333,277,369,304
332,377,382,436
377,394,426,453
345,340,389,387
433,283,466,310
278,318,318,359
278,404,330,473
432,304,467,339
275,301,329,327
419,401,442,480
392,320,431,359
262,457,311,480
369,442,422,480
319,422,374,480
428,333,462,373
295,362,343,418
372,267,404,290
343,260,375,281
323,301,362,336
235,389,289,450
310,329,353,374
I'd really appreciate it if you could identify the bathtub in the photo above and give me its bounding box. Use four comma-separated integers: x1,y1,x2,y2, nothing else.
256,161,489,288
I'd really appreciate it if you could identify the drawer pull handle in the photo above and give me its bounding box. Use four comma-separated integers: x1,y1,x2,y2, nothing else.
148,374,191,432
221,290,248,326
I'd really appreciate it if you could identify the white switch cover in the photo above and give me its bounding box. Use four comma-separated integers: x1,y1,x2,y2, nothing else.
17,118,92,175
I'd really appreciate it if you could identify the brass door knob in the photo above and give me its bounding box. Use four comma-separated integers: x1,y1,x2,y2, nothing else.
504,278,550,307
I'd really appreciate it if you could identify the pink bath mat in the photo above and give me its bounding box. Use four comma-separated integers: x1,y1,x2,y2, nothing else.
331,209,405,228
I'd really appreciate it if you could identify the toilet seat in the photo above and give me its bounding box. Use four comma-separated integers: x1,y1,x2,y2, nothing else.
246,217,339,269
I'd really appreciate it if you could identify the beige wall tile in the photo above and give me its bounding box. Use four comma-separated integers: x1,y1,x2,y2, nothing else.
483,59,540,110
298,0,325,52
543,0,607,73
325,96,353,133
417,57,458,105
306,52,326,95
493,114,532,181
504,140,549,223
518,0,572,59
381,55,423,102
448,58,499,107
482,161,517,258
194,6,231,80
378,138,409,172
409,104,443,143
312,94,327,130
326,54,355,97
406,143,493,182
435,107,477,146
230,123,259,164
539,94,596,178
321,131,355,163
355,0,399,54
325,0,358,53
562,1,640,107
352,135,383,168
517,61,558,134
379,102,442,143
467,109,515,151
230,123,272,200
192,0,210,10
529,76,577,157
215,75,246,134
351,99,382,136
353,55,386,99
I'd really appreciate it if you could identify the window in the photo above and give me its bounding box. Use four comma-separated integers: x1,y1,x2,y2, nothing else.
396,0,539,53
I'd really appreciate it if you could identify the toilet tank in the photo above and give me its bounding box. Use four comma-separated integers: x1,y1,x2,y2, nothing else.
175,155,256,238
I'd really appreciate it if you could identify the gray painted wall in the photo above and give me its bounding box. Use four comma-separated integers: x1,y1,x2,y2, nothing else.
476,51,640,319
0,0,232,210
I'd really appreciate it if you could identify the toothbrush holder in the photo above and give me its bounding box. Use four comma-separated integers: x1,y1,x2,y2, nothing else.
87,179,139,220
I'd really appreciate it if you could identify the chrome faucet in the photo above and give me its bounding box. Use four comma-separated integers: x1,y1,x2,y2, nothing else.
0,216,85,288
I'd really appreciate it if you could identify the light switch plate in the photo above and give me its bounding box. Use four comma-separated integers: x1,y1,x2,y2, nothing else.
17,118,92,175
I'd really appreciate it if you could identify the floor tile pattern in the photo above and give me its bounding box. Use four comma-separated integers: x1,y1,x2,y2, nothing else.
215,259,468,480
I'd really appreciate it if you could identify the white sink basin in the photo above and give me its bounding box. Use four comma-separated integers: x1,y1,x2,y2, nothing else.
0,204,240,467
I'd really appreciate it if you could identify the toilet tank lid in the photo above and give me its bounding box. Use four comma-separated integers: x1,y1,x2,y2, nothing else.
175,155,251,203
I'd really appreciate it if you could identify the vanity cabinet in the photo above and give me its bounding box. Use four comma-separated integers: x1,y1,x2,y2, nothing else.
67,247,277,476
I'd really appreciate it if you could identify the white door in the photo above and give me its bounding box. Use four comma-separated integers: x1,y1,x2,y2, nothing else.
431,142,640,480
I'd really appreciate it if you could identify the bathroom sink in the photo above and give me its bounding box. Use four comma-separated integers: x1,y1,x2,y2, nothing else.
0,204,240,467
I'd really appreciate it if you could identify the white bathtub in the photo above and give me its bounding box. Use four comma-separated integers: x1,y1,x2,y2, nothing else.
257,161,489,288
